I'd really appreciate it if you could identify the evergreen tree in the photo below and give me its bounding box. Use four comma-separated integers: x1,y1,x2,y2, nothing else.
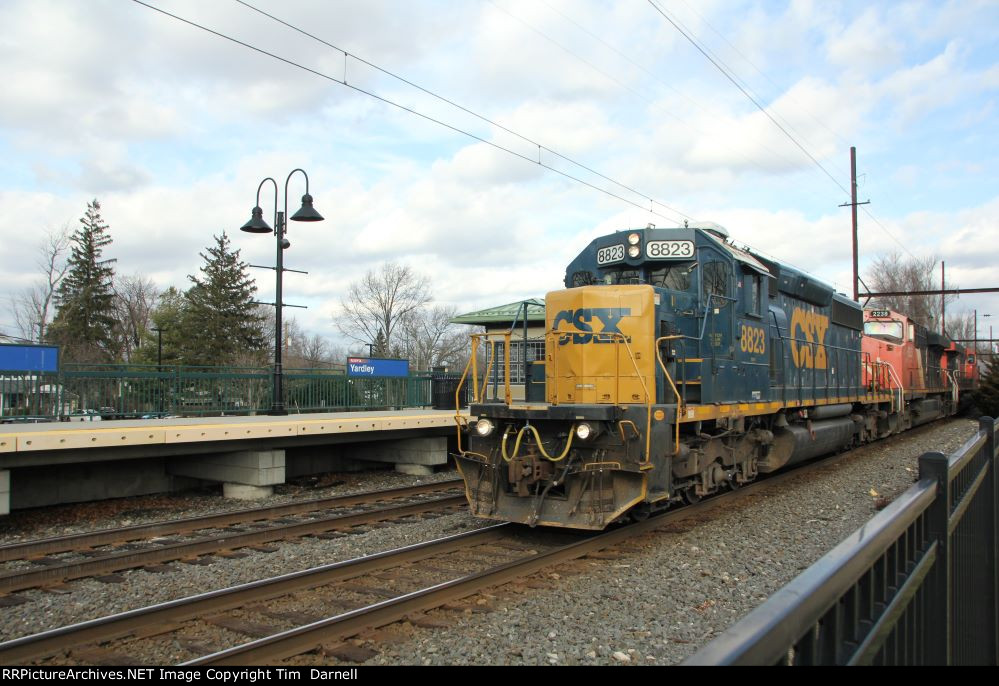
975,354,999,419
132,287,188,366
183,232,265,366
48,200,117,362
372,328,387,357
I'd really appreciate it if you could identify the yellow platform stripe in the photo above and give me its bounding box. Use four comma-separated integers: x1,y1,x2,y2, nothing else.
6,412,466,453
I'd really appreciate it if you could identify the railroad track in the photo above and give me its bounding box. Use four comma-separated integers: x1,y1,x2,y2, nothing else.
1,420,956,666
0,451,848,666
0,480,465,595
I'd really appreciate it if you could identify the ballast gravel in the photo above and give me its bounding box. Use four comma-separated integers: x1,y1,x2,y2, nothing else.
0,418,981,666
361,418,979,667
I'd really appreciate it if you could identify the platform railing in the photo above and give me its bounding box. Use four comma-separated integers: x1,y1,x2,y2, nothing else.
0,365,458,420
683,416,998,666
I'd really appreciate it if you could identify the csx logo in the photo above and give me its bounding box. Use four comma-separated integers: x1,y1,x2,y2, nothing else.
552,308,631,345
790,307,830,369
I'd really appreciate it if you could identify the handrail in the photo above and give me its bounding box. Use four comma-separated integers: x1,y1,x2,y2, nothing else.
459,332,511,405
654,336,684,456
881,360,904,414
544,327,654,465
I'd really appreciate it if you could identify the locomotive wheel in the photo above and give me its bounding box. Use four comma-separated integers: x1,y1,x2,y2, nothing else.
630,504,651,522
681,487,701,505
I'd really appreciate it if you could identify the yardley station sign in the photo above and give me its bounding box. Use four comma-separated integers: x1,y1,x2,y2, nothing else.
346,357,410,378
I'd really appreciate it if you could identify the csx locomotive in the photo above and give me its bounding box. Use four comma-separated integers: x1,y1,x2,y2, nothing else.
453,222,971,529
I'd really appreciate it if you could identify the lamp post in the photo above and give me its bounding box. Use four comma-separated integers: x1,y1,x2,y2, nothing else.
151,327,165,369
151,326,166,414
240,169,323,415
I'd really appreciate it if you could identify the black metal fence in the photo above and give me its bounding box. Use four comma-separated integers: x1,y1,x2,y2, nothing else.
685,416,998,666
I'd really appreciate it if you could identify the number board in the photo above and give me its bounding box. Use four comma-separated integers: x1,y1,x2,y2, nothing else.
596,244,625,265
869,310,891,318
646,240,694,259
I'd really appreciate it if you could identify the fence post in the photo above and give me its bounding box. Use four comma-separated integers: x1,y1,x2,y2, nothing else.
983,416,999,664
918,449,951,665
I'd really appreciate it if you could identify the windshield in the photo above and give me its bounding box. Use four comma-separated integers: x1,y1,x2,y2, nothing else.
864,320,903,342
649,263,693,291
600,268,642,285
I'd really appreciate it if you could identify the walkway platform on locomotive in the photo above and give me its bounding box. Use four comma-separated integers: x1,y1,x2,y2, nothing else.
0,408,468,514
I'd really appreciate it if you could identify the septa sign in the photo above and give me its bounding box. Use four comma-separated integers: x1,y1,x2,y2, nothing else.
346,357,409,378
0,344,60,372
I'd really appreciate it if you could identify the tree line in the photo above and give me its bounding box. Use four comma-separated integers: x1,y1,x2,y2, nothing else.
6,200,472,372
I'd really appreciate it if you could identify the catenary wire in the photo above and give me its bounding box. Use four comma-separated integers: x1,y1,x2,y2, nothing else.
647,0,849,198
646,0,919,262
234,0,693,222
674,0,852,154
491,0,811,185
132,0,692,224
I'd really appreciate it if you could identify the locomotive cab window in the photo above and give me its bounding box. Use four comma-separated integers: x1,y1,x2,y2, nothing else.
701,259,731,308
601,267,642,285
864,320,903,342
648,263,693,291
744,272,762,316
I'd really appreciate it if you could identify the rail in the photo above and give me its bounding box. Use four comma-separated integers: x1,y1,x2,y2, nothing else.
684,416,999,665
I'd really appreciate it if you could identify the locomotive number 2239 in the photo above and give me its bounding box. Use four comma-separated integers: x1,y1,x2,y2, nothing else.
740,324,765,355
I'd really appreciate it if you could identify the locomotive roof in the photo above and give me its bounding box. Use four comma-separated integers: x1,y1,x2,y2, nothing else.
565,224,853,310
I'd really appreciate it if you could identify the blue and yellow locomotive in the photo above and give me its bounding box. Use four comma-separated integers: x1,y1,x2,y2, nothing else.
453,223,916,529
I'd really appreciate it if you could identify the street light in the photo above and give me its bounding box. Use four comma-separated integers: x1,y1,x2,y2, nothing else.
151,327,166,369
151,326,167,414
240,169,324,415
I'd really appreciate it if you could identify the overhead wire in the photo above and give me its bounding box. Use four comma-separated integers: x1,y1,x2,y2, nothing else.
647,0,850,198
646,0,920,263
237,0,692,221
131,0,693,224
493,0,810,185
675,0,852,153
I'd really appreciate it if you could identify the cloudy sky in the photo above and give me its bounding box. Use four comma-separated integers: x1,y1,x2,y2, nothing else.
2,0,997,348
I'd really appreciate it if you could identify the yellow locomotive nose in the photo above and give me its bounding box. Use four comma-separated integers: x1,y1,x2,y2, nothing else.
546,285,656,406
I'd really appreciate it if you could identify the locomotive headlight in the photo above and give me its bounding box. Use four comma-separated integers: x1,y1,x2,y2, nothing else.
627,245,641,258
474,418,495,437
628,232,641,245
575,423,594,440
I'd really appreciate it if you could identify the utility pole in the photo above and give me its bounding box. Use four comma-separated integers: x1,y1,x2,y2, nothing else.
941,261,945,335
839,147,869,302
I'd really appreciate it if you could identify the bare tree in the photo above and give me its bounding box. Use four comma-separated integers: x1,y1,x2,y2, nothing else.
8,225,71,342
335,262,432,353
398,304,468,371
282,317,342,368
113,273,160,362
865,251,956,332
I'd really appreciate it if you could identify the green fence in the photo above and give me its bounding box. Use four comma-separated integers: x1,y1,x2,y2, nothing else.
0,365,456,421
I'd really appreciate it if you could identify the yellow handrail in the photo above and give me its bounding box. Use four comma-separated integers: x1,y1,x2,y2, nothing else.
544,326,654,465
654,335,685,456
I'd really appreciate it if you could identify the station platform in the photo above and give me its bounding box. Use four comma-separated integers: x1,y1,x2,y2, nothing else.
0,409,468,513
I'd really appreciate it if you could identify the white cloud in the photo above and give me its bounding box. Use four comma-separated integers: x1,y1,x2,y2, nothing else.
2,0,998,340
